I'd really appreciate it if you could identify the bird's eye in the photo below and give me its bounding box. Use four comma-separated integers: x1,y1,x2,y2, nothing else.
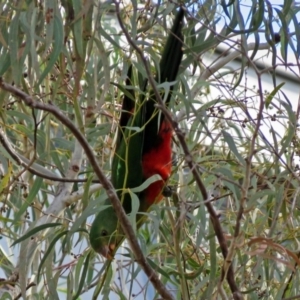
101,230,108,237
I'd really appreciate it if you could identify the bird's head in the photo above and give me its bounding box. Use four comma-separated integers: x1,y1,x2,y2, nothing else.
89,206,124,259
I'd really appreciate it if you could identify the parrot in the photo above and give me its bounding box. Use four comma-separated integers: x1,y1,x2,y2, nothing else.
89,7,184,259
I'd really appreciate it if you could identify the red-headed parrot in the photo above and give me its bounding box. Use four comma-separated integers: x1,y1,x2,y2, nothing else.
89,8,184,259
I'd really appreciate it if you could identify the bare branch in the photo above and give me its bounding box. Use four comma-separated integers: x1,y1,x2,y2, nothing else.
0,128,97,183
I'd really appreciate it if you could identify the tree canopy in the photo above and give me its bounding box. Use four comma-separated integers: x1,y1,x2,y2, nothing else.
0,0,300,299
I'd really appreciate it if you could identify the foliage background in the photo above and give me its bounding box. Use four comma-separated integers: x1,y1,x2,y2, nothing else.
0,0,300,299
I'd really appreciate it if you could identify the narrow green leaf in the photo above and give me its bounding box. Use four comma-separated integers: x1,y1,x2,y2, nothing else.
265,82,285,108
273,8,289,64
203,221,217,297
36,14,63,86
37,230,68,282
72,252,91,300
18,12,32,73
0,161,11,194
14,177,43,222
11,223,62,247
279,126,295,158
6,110,34,125
100,262,115,298
222,130,245,166
250,31,260,61
9,13,21,85
67,271,74,300
147,258,170,279
46,251,60,300
128,190,140,233
291,9,300,57
130,175,161,193
72,0,84,58
0,49,11,76
188,32,216,53
74,253,85,293
51,138,75,151
253,0,264,31
68,194,108,237
86,123,111,140
280,99,296,125
99,24,121,49
220,0,231,18
44,0,55,53
50,140,65,174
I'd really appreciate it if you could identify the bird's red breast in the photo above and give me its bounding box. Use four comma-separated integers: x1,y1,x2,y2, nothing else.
142,119,172,205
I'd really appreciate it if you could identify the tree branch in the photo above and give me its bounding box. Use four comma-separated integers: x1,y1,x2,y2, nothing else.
0,128,98,183
114,2,242,298
0,79,174,300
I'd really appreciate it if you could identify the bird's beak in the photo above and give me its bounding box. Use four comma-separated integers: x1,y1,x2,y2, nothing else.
100,243,116,260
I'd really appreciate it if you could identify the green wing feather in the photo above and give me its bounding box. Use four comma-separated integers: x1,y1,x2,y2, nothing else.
111,66,146,213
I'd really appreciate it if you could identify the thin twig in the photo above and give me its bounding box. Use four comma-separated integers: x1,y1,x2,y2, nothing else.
0,128,99,183
13,282,36,300
219,42,266,295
